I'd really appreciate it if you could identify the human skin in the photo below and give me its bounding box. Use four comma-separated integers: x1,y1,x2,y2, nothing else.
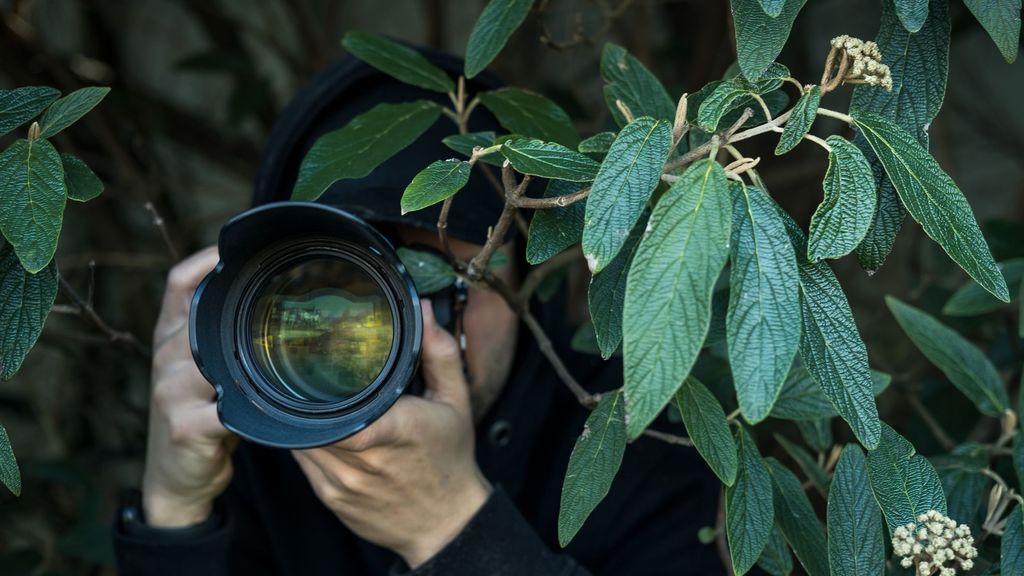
141,229,519,569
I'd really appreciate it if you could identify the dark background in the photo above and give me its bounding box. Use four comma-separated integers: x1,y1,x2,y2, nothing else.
0,0,1021,573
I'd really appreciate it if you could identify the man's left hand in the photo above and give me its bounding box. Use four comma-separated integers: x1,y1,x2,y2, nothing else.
293,299,492,569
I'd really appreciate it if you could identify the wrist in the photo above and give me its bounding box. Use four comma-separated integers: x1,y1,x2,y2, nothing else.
399,472,493,569
142,489,214,528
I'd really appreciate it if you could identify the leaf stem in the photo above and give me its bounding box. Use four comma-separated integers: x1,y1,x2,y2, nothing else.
815,106,854,124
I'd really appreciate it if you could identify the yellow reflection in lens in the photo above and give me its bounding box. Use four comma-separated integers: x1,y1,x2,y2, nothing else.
250,258,395,403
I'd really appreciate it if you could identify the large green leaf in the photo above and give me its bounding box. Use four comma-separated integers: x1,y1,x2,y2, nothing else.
886,296,1010,417
943,258,1024,316
865,424,947,532
770,367,891,421
582,117,672,273
0,139,67,273
464,0,535,78
578,131,616,156
622,159,731,439
774,434,830,497
726,428,774,576
756,524,793,576
442,131,503,167
588,215,644,358
775,86,820,156
796,419,833,453
828,446,884,576
757,0,786,17
478,88,578,147
557,391,626,547
600,43,675,127
765,458,830,576
342,32,454,92
696,63,789,132
676,377,738,486
0,245,58,380
852,0,949,271
730,0,808,80
1004,504,1024,576
37,86,110,139
292,101,441,201
894,0,928,32
854,111,1008,302
0,423,19,496
399,159,472,214
785,218,881,449
500,138,599,182
807,136,876,262
395,247,456,295
727,184,800,424
932,445,988,531
0,86,60,138
526,179,586,265
61,154,103,203
964,0,1021,63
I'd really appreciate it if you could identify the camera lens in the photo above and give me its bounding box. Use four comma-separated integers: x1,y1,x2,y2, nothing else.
248,257,396,404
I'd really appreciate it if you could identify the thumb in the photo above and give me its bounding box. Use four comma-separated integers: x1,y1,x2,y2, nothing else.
420,299,470,412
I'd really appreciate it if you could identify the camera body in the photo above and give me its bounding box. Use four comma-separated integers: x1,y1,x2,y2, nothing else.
190,202,430,448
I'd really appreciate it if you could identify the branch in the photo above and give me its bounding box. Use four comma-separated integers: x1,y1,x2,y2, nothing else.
517,246,581,302
465,164,529,280
509,185,590,209
663,108,757,174
57,276,150,357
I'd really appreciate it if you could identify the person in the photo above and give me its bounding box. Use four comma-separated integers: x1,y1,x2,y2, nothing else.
112,46,726,575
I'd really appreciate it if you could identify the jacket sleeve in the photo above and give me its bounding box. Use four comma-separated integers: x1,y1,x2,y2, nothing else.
391,487,592,576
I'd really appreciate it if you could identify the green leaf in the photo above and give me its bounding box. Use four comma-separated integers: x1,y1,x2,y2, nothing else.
785,217,881,449
526,179,586,265
478,88,578,147
582,117,671,273
600,43,676,127
37,86,110,139
770,367,891,421
442,131,503,167
396,247,456,294
400,160,472,214
730,0,807,80
464,0,535,78
854,111,1008,302
342,32,454,92
1015,433,1024,489
943,258,1024,316
852,0,949,272
964,0,1021,63
774,86,820,156
726,428,774,576
1003,504,1024,576
932,446,989,530
0,423,19,496
500,138,600,182
727,184,800,424
0,86,60,138
774,434,830,497
886,296,1010,417
622,159,731,438
676,376,738,486
61,154,103,202
757,0,786,17
756,524,793,576
570,320,603,356
578,131,616,155
807,135,876,262
865,424,947,532
696,63,790,131
765,458,830,576
894,0,928,32
0,245,57,380
796,419,833,453
293,101,441,201
0,139,67,273
557,391,627,547
828,445,884,576
588,215,643,358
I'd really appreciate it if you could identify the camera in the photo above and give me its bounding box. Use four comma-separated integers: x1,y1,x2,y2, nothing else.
189,201,461,448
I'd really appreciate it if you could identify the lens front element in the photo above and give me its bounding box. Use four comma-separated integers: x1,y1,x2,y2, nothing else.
250,257,396,404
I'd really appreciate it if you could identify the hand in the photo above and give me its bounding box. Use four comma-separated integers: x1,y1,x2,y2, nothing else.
293,300,492,569
142,247,236,527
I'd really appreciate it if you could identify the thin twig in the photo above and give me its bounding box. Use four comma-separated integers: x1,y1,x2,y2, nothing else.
663,108,757,174
509,186,590,209
907,393,956,451
517,246,581,302
58,276,150,357
641,428,694,447
144,202,180,261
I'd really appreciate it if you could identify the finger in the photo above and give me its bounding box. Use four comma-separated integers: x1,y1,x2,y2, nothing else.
420,299,470,413
180,402,231,441
328,412,402,452
154,246,220,346
292,451,336,497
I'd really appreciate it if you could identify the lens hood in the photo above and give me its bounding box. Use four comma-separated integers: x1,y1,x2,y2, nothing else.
189,202,422,448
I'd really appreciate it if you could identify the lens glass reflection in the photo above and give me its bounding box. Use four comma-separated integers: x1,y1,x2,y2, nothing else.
250,257,395,403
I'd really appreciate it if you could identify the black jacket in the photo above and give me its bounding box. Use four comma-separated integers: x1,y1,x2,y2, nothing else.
113,299,727,575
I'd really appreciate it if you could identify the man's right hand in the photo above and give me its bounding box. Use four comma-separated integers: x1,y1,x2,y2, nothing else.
142,247,236,527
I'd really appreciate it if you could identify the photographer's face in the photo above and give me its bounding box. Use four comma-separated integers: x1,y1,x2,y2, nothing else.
395,226,520,421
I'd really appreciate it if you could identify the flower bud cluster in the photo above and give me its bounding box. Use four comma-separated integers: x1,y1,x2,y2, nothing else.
891,510,978,575
830,35,893,91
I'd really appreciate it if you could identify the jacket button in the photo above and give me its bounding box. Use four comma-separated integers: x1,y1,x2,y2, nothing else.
488,420,511,448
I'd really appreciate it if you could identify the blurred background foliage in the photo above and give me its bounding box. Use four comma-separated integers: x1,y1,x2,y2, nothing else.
0,0,1020,573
